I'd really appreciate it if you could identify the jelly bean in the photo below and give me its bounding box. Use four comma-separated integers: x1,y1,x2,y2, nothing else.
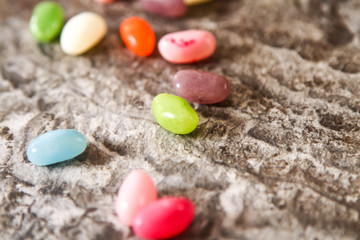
184,0,212,5
152,93,199,134
94,0,114,4
133,197,195,239
173,69,231,104
29,1,65,42
140,0,187,18
115,170,157,226
158,30,216,64
120,17,156,57
60,12,107,56
26,129,87,166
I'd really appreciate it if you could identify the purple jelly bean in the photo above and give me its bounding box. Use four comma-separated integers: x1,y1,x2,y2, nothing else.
140,0,187,18
173,69,231,104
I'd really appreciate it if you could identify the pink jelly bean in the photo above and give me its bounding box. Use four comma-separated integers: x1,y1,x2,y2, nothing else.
133,197,195,239
158,30,216,64
94,0,114,4
115,170,157,226
173,69,231,104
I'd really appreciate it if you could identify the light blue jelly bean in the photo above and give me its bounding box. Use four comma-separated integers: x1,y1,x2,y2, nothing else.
26,129,87,166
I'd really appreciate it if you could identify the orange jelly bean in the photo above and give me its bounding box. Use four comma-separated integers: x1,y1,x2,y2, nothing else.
120,17,156,57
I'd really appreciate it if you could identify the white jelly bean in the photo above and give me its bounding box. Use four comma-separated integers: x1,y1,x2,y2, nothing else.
60,12,107,56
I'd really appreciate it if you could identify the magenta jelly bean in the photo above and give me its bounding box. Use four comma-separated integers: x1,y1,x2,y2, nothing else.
173,69,231,104
133,197,195,239
158,30,216,64
140,0,187,18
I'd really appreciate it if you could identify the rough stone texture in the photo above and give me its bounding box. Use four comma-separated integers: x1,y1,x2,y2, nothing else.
1,0,360,239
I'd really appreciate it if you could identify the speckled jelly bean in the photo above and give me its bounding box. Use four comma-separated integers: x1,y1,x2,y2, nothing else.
140,0,187,18
158,30,216,64
60,12,107,55
133,197,195,239
29,1,65,42
120,17,156,57
115,170,157,226
26,129,87,166
152,93,199,134
173,69,231,104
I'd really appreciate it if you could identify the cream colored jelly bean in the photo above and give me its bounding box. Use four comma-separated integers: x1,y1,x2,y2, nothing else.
60,12,107,56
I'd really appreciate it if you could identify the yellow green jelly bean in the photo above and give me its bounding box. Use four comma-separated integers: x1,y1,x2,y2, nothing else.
29,1,65,42
152,93,199,134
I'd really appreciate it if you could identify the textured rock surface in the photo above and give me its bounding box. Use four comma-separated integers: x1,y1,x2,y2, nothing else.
1,0,360,239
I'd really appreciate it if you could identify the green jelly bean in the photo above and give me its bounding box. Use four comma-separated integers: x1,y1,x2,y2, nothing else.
29,1,65,42
152,93,199,134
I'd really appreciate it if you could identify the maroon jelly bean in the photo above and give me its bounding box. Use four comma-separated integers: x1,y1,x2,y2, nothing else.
140,0,187,18
173,69,231,104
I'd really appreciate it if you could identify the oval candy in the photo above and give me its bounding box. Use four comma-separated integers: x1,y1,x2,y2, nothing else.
158,30,216,64
133,197,195,239
60,12,107,56
29,1,65,42
120,17,156,57
173,69,231,104
115,170,157,226
140,0,187,18
152,93,199,134
26,129,87,166
94,0,114,4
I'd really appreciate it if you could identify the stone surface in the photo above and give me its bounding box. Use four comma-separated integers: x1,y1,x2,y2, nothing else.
1,0,360,239
133,197,195,239
158,29,216,63
173,69,231,104
115,170,157,226
27,129,87,166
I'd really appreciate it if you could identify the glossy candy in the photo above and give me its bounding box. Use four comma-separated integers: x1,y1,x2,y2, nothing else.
116,170,157,226
152,93,199,134
120,17,156,57
29,1,65,42
158,30,216,64
140,0,187,18
184,0,212,5
173,69,231,104
133,197,195,239
26,129,87,166
60,12,107,55
94,0,114,4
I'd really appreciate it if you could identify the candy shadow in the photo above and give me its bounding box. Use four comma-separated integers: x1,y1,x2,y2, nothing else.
185,0,236,20
74,142,113,166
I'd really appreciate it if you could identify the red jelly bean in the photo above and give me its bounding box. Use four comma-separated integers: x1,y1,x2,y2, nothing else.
120,17,156,57
133,197,195,239
94,0,114,4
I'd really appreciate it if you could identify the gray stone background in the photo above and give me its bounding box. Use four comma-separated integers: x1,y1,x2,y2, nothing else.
1,0,360,239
